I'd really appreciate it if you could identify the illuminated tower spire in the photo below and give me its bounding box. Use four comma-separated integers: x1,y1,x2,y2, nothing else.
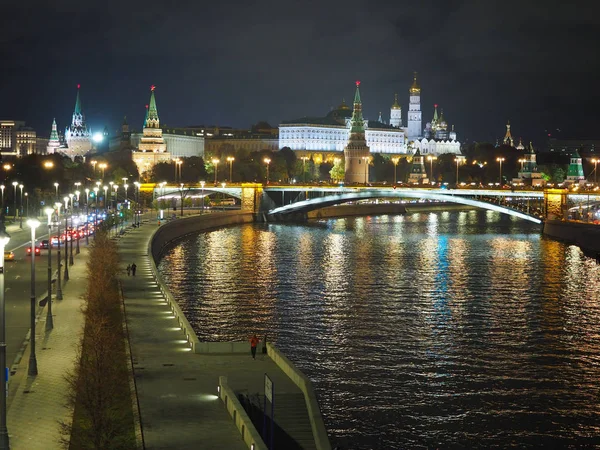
390,93,402,128
64,84,92,158
46,118,61,154
145,85,160,128
503,120,514,147
407,72,422,141
344,81,371,184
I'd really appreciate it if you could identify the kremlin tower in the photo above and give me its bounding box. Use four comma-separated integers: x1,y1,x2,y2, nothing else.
408,148,428,184
407,72,422,142
46,118,61,154
64,84,92,158
389,93,402,128
503,120,514,147
344,81,371,184
132,85,171,177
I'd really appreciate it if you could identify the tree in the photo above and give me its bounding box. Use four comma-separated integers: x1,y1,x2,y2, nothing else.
330,160,345,182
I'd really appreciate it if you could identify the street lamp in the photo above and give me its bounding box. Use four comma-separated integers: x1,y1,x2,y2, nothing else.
73,216,80,255
98,162,107,179
24,192,28,218
63,203,70,280
496,157,505,186
54,182,59,202
591,158,598,185
0,226,10,449
55,203,63,300
362,156,369,184
200,181,205,213
27,218,41,376
93,188,99,237
18,184,23,229
301,156,309,183
0,185,4,209
11,182,17,223
103,185,108,209
426,156,437,183
455,158,461,185
91,160,97,174
212,158,219,185
264,158,271,184
227,156,235,182
518,158,525,172
392,157,400,185
44,207,54,330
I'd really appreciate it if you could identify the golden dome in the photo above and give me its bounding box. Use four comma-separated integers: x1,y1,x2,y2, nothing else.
409,72,420,94
391,93,401,110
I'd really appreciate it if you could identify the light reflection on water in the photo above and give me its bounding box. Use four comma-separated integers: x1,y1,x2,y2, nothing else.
158,210,600,449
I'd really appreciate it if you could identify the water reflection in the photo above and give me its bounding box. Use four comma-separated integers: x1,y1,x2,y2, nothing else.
158,210,600,449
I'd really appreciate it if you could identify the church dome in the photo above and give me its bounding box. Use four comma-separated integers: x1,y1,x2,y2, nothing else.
409,72,420,94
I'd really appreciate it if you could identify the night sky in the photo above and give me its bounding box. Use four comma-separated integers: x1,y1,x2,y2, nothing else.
1,0,598,146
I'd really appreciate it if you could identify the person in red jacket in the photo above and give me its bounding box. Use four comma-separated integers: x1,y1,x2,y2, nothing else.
249,334,259,359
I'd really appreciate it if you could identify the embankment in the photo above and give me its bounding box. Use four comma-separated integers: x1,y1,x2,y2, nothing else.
543,219,600,256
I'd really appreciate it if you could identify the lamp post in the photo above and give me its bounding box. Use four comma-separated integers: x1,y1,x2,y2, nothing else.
264,158,271,184
392,157,400,185
592,158,598,185
212,158,219,185
226,156,235,182
103,185,108,209
518,158,525,172
27,218,41,376
11,182,17,223
74,216,80,255
55,203,63,300
362,156,369,184
44,208,54,329
24,192,28,218
63,198,69,280
455,158,461,185
18,184,23,228
496,157,505,186
301,156,309,183
427,156,437,183
54,182,59,202
200,180,205,214
98,162,107,180
91,160,97,175
0,185,4,210
93,188,99,237
0,226,11,449
179,183,184,217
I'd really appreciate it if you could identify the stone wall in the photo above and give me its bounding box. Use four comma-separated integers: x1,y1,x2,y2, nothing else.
543,220,600,255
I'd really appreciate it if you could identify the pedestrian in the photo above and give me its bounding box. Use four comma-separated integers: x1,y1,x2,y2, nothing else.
249,334,259,359
262,334,268,354
131,262,137,276
126,264,131,276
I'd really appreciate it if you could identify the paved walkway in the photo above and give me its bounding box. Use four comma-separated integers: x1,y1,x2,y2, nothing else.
7,247,88,449
118,220,315,449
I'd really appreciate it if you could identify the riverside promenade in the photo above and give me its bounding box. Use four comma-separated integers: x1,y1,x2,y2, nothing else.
118,215,323,449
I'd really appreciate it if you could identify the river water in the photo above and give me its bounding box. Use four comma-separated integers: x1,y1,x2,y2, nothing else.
158,210,600,449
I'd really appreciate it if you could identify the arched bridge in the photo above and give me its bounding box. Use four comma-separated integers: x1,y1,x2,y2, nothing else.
152,184,600,225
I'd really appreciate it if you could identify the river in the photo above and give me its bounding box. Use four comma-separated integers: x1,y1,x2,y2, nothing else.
158,210,600,449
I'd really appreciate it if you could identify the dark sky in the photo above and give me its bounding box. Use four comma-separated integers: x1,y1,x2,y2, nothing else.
1,0,599,146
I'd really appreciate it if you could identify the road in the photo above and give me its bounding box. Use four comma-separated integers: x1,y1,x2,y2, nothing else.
3,222,89,368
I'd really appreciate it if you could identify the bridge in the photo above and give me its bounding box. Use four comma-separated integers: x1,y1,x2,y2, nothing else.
149,184,600,224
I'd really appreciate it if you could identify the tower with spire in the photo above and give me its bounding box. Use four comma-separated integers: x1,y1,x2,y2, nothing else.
389,93,402,128
46,118,61,154
408,148,428,184
407,72,422,142
64,84,92,158
132,85,171,177
566,148,585,183
344,81,371,184
515,142,544,186
503,120,514,147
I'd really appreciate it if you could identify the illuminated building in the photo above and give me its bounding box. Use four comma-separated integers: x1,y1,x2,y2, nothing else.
412,103,461,156
344,81,371,183
131,86,171,176
503,120,514,147
389,93,402,128
566,149,585,183
406,72,422,142
64,84,93,158
515,142,544,186
46,118,61,154
0,120,37,156
408,148,428,183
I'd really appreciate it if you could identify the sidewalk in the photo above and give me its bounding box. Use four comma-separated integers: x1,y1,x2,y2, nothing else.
7,248,88,449
118,219,317,449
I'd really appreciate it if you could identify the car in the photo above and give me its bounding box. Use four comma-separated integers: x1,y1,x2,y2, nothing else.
40,240,51,249
26,246,41,256
3,251,15,262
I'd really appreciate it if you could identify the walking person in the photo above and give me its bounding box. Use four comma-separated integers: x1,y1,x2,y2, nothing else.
131,262,137,276
126,264,131,276
249,334,259,359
